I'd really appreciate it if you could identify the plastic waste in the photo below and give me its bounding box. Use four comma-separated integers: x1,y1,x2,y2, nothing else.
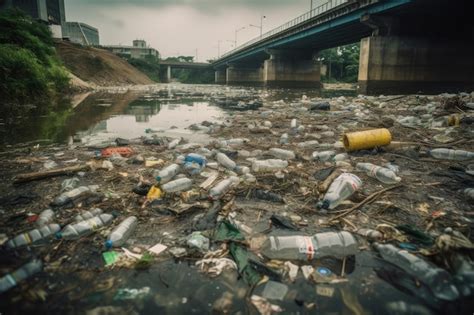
154,163,180,184
333,153,348,162
464,188,474,199
43,160,58,170
385,301,432,315
429,148,474,161
374,243,459,301
51,185,99,207
356,228,383,241
216,152,237,170
186,232,210,251
74,208,103,222
184,153,207,166
261,281,288,301
0,259,43,294
309,101,330,111
114,287,150,301
36,209,54,227
6,224,60,248
59,213,114,240
252,159,288,172
297,140,319,149
290,119,298,129
268,148,295,160
260,231,358,261
279,133,289,145
343,128,392,151
60,177,80,192
161,178,193,193
356,162,401,184
105,216,138,248
168,138,181,149
318,173,362,210
101,147,134,158
146,185,163,200
312,150,336,162
219,138,249,147
209,176,240,200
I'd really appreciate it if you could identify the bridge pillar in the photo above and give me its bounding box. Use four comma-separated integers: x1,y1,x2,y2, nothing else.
165,66,171,83
358,36,474,95
263,49,321,88
226,64,263,85
215,68,226,84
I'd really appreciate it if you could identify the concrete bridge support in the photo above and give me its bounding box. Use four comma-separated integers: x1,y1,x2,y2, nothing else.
263,50,321,88
164,66,171,83
215,69,226,84
358,36,474,95
226,64,263,85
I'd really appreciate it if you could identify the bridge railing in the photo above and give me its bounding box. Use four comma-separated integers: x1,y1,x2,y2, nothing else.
220,0,349,60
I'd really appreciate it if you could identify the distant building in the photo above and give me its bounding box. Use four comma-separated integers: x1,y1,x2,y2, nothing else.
102,40,159,60
64,22,99,46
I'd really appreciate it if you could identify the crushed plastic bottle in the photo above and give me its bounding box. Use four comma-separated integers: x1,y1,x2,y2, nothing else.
318,173,362,210
268,148,295,160
260,231,358,261
252,159,288,173
36,209,55,227
219,138,249,147
0,259,43,294
279,133,289,145
51,185,99,207
167,138,180,149
154,163,180,184
374,243,459,301
59,213,114,240
216,152,237,170
356,162,402,184
6,224,60,248
74,208,103,222
105,216,138,249
183,153,207,175
312,150,336,162
356,228,383,241
161,178,193,193
290,119,298,130
60,177,80,193
209,176,240,200
429,148,474,161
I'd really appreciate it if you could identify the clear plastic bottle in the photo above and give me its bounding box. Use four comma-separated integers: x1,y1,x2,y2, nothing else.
260,231,358,261
279,133,289,145
216,152,237,170
290,119,298,129
356,228,383,241
168,138,180,149
297,140,319,149
234,165,250,175
429,148,474,161
36,209,55,227
318,173,362,210
6,224,61,248
356,162,402,184
0,259,43,294
74,208,103,222
268,148,295,160
105,216,138,249
209,176,240,200
333,153,348,162
374,243,459,301
161,178,193,193
59,213,114,240
219,138,249,147
252,159,288,173
312,150,336,162
51,185,99,207
154,163,180,184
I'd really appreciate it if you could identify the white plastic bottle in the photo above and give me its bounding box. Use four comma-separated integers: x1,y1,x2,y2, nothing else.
268,148,295,160
74,208,103,222
356,228,383,241
260,231,358,261
6,224,61,248
279,133,289,145
0,259,43,294
154,164,180,184
209,176,240,200
319,173,362,209
51,185,99,206
290,119,298,129
252,159,288,172
161,178,193,193
59,214,114,240
430,148,474,161
356,162,401,184
312,150,336,162
105,216,138,248
168,138,180,149
216,152,237,170
36,209,55,227
297,140,319,149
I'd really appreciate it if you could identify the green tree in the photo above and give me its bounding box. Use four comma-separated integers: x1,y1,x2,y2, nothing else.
319,43,360,83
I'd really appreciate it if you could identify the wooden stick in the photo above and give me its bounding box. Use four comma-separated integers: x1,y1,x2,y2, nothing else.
14,164,89,184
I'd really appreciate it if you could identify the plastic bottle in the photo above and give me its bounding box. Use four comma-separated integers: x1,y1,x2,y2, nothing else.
279,133,289,145
429,148,474,161
385,301,432,315
161,178,193,193
74,208,103,222
356,228,383,241
184,153,207,166
154,164,180,184
209,176,240,200
318,173,362,210
268,148,295,160
219,138,249,147
260,231,358,261
356,162,402,184
59,213,114,240
167,138,180,149
252,159,288,173
105,216,138,249
216,152,236,170
36,209,55,227
51,185,99,207
290,119,298,129
6,224,61,248
312,150,336,162
373,243,459,301
0,259,43,294
297,140,319,149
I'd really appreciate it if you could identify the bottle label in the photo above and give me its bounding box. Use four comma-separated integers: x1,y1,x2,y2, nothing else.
298,236,315,260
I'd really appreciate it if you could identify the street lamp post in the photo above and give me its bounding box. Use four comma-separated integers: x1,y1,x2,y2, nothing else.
249,15,266,37
234,26,246,47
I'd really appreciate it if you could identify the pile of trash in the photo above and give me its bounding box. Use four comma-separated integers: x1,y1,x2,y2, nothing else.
0,87,473,314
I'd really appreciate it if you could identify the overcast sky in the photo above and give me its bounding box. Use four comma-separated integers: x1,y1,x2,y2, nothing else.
64,0,322,61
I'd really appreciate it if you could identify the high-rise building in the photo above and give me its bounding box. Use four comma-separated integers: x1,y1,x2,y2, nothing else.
0,0,64,25
64,22,100,46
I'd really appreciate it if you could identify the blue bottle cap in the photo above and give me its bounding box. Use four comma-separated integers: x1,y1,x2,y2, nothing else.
105,240,113,249
55,232,62,239
316,267,332,276
155,176,162,182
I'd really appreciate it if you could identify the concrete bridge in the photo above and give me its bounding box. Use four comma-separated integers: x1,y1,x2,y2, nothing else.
160,60,211,83
212,0,473,94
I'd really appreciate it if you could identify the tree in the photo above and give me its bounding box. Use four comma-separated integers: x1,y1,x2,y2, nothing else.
318,43,360,83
